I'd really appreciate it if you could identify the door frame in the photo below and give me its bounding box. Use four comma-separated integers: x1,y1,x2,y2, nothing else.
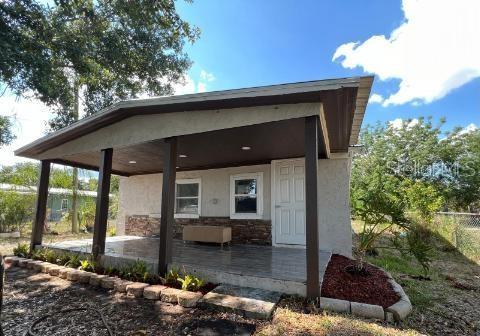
271,158,306,248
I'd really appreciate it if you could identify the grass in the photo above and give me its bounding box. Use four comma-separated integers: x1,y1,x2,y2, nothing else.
256,220,480,335
0,219,116,256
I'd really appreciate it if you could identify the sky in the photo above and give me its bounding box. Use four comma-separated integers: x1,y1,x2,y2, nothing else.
1,0,479,166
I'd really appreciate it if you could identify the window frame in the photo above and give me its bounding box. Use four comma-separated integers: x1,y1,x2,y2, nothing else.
60,198,69,211
230,172,263,219
174,178,201,219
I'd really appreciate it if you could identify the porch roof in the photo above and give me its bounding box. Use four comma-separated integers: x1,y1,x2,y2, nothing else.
15,76,373,176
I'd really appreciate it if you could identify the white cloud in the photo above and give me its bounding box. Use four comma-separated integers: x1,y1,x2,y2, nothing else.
369,93,384,104
333,0,480,106
170,69,215,95
199,70,215,82
458,123,478,135
389,118,419,130
0,95,52,166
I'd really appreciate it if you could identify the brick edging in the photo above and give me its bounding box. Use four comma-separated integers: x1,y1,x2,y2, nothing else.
3,256,204,308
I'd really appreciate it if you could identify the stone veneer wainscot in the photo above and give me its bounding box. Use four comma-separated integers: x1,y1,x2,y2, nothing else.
125,215,272,245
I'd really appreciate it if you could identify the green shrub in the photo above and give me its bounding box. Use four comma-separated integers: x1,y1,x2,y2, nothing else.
0,190,35,233
43,249,57,263
118,260,148,281
165,267,180,285
13,243,29,258
79,259,96,272
177,274,204,292
65,254,81,268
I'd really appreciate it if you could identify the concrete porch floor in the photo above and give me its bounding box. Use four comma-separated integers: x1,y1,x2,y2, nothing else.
45,236,331,296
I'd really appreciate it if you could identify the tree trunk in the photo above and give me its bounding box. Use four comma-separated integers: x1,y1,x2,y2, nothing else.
72,168,79,233
71,80,80,234
0,255,4,336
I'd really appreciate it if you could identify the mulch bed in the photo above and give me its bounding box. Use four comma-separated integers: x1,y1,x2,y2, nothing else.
321,254,400,308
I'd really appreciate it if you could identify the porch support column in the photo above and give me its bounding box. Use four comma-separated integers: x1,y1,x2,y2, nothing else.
92,148,113,259
158,137,177,275
305,115,320,298
31,160,51,251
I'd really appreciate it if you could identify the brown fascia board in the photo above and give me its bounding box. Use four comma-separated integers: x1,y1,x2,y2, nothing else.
15,76,372,158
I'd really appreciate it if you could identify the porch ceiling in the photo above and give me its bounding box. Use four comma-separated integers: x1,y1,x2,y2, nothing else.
55,117,325,176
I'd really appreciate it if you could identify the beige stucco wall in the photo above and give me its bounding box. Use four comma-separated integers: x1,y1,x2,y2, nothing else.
117,164,272,234
317,157,352,257
117,158,352,256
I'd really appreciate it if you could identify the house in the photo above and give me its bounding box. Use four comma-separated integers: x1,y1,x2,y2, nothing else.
15,76,373,297
0,183,99,222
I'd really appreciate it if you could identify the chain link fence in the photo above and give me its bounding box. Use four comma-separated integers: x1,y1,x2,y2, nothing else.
434,212,480,262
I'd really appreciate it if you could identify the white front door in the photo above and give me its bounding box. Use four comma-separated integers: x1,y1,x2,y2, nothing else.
273,159,306,245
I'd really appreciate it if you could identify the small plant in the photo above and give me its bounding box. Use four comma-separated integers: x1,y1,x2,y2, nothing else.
79,259,96,272
119,260,148,281
65,254,81,268
177,274,204,292
31,248,44,261
57,253,71,266
107,226,116,237
43,249,57,263
104,265,116,276
165,267,180,285
13,243,29,258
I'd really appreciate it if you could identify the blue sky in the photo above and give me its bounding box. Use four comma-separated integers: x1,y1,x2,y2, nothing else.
177,0,480,131
1,0,479,165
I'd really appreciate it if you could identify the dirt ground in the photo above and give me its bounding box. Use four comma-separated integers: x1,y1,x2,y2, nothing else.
2,265,262,336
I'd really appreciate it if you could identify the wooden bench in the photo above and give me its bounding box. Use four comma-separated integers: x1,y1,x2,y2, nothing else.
182,225,232,248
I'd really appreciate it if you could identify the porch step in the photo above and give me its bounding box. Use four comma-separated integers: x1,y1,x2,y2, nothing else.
199,284,283,320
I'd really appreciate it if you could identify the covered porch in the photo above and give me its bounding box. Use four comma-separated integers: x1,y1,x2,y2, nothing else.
44,236,332,295
16,77,373,298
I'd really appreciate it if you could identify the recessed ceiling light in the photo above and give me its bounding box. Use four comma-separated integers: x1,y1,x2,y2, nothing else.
241,146,251,151
179,154,187,158
129,160,137,164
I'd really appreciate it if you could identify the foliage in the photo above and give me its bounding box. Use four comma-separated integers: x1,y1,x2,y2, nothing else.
65,253,81,268
0,190,35,233
78,201,96,230
404,181,444,226
0,115,15,147
1,0,199,129
165,267,180,285
118,260,148,282
177,273,204,292
79,258,96,272
107,225,116,237
13,243,29,258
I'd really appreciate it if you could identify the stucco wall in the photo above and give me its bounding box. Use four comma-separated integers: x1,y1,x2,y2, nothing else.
317,157,352,257
117,159,352,256
117,164,272,234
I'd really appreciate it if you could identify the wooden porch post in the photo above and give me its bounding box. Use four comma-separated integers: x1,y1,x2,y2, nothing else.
92,148,113,259
31,160,51,251
305,116,320,298
158,137,177,275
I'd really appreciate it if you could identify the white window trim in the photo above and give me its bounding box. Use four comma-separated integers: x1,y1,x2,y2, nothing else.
61,198,69,211
174,178,201,219
230,172,263,219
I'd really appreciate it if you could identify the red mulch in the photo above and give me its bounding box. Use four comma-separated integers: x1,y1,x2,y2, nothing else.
321,254,400,308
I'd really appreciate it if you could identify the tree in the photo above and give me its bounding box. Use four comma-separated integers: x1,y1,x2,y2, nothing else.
0,115,15,147
1,0,199,232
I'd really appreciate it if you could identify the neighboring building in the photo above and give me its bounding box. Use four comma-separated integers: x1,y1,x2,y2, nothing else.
0,183,98,222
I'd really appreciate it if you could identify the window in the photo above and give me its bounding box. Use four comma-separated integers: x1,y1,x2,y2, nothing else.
61,199,69,211
175,179,201,218
230,172,263,219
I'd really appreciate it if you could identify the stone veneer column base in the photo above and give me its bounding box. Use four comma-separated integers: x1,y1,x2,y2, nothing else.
125,215,272,245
